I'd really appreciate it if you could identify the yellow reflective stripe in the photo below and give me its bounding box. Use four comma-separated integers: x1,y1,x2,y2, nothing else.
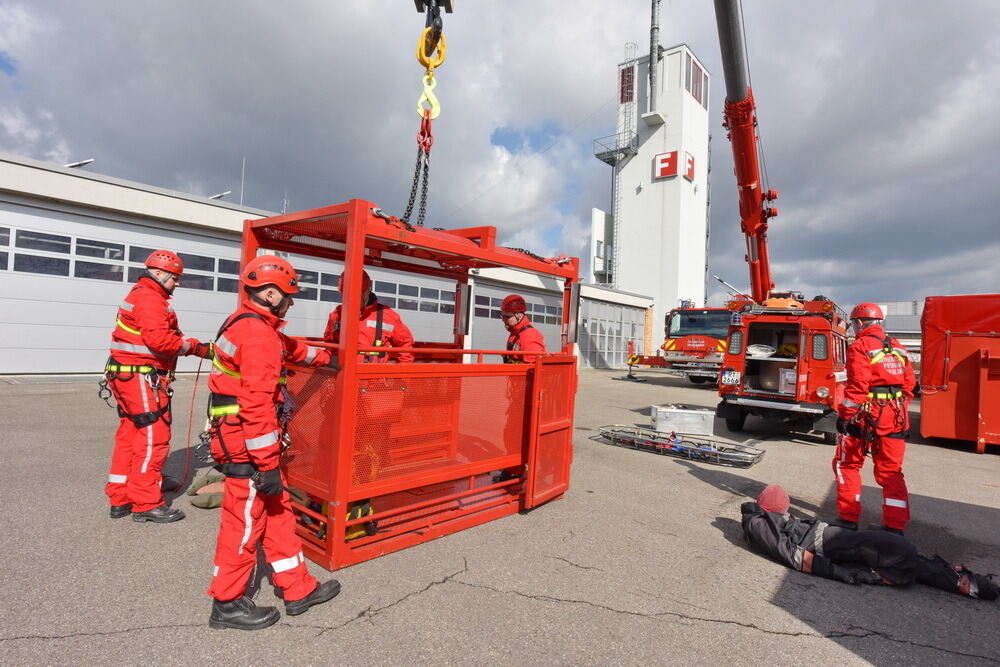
209,404,240,417
106,364,156,374
869,351,886,364
116,318,142,336
212,355,241,378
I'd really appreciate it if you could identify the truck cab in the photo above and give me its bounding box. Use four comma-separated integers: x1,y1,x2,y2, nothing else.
716,295,849,443
660,307,730,383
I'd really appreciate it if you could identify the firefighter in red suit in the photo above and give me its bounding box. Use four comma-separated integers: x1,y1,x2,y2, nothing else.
322,269,415,364
104,250,213,523
323,270,414,487
833,303,917,535
500,294,545,364
206,255,341,631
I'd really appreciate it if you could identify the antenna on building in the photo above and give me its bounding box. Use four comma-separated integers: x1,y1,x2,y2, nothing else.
649,0,661,114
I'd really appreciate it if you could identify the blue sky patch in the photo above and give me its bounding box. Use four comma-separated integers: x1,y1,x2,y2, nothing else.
0,51,17,76
490,122,562,153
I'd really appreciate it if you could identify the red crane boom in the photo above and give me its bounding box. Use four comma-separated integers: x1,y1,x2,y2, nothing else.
713,0,777,304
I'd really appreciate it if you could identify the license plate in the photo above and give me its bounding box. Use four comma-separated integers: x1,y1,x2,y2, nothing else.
721,370,741,386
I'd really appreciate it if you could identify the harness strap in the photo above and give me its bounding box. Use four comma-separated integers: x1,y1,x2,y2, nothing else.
504,323,534,364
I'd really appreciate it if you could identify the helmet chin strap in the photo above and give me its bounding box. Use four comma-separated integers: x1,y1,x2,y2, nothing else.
249,289,289,317
145,269,175,294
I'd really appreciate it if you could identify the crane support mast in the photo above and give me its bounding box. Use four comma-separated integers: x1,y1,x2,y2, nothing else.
713,0,777,304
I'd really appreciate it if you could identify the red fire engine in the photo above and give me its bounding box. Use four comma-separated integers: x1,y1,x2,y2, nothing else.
711,0,849,443
626,304,729,384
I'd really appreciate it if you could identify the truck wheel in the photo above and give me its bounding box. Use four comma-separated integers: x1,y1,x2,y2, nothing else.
688,376,708,384
725,413,746,432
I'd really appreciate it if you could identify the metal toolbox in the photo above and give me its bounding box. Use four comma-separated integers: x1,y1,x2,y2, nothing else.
651,403,716,436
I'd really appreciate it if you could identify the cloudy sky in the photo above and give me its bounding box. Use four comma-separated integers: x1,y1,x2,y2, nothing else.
1,1,998,307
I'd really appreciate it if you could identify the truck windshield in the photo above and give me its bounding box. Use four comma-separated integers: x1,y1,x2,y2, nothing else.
666,309,731,339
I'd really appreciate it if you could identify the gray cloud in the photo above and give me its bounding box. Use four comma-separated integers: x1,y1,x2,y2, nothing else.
1,1,997,308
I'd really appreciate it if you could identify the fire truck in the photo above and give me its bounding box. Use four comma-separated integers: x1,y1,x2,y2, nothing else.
625,304,729,384
711,0,849,443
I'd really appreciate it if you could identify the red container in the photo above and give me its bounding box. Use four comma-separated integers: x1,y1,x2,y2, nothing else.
920,294,1000,452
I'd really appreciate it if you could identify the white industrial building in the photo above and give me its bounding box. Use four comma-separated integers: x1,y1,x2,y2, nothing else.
0,152,651,374
591,42,711,349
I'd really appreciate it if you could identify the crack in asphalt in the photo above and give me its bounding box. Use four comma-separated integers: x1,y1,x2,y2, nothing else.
0,623,205,643
546,555,604,572
451,581,1000,664
308,559,470,637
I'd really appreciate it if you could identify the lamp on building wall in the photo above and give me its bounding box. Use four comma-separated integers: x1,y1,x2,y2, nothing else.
209,190,232,200
64,159,95,169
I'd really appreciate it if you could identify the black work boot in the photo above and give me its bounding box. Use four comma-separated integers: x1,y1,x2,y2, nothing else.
132,505,185,523
209,596,280,630
882,525,904,536
109,503,132,519
285,579,342,616
831,517,858,531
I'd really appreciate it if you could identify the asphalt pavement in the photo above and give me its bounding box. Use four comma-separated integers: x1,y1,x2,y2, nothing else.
1,369,998,665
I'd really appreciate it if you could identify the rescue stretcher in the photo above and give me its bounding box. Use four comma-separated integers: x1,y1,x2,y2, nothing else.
595,424,765,468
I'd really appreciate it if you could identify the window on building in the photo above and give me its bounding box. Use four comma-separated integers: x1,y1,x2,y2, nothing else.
475,295,490,306
398,298,418,311
398,284,419,297
177,252,214,272
474,307,490,318
420,287,439,300
619,65,635,103
692,60,704,105
420,301,438,313
320,289,342,303
685,53,692,93
375,281,396,294
491,297,503,307
218,277,239,293
0,251,7,270
380,296,396,308
297,286,318,300
440,289,455,301
218,259,240,275
77,238,125,260
15,230,71,254
297,270,319,285
182,273,214,290
0,227,9,245
321,273,339,287
702,72,709,109
127,266,145,282
440,303,455,314
14,254,70,276
129,246,154,263
75,260,124,282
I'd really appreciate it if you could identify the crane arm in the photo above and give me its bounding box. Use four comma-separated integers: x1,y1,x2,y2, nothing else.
713,0,777,304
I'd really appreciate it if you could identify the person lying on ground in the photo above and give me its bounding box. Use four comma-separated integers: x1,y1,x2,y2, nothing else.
740,484,998,601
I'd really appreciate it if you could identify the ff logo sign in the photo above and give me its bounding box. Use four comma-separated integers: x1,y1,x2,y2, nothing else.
653,151,696,181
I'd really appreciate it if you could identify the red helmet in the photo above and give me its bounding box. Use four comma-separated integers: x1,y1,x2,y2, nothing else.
850,302,884,320
337,269,373,293
242,255,299,294
145,250,184,275
501,294,528,313
757,484,790,514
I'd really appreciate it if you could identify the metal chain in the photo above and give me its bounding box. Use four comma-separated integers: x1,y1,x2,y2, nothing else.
401,147,423,225
416,152,430,227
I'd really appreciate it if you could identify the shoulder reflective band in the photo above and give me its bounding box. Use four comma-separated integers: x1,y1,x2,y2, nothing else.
116,318,142,336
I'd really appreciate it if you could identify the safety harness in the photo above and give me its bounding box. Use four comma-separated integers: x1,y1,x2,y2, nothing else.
503,322,535,364
844,334,910,442
333,302,391,362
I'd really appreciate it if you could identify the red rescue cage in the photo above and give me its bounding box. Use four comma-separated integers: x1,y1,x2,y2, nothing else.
239,199,580,570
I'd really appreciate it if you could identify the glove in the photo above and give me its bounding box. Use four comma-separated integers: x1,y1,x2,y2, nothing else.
836,417,848,435
253,467,284,496
185,338,213,359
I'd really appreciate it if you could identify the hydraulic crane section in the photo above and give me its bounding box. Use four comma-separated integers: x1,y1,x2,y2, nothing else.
714,0,777,304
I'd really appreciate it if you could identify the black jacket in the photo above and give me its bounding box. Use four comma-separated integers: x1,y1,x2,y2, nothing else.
740,502,845,582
